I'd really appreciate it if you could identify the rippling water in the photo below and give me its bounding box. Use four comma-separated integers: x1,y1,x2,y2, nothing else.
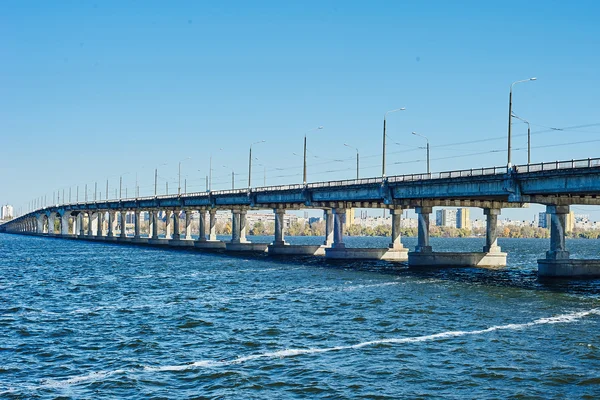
1,234,600,398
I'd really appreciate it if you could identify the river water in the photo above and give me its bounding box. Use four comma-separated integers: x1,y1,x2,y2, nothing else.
1,234,600,398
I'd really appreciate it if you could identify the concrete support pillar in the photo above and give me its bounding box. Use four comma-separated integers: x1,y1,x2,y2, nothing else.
165,211,172,239
185,210,193,240
324,209,334,246
61,214,69,235
197,210,207,241
390,209,405,249
415,206,432,253
209,209,217,241
150,210,158,239
96,212,104,237
107,211,115,237
332,208,346,249
546,205,570,260
231,211,240,243
36,216,43,234
134,210,141,239
172,210,181,240
273,209,286,246
48,214,55,234
88,213,93,236
483,208,501,253
239,210,248,243
120,211,127,238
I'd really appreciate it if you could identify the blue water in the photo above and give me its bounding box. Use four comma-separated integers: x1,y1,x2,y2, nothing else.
1,234,600,398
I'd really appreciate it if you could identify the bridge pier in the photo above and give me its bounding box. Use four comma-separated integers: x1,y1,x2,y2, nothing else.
538,205,600,277
107,211,115,239
195,209,225,249
227,209,267,252
409,207,507,267
268,209,326,256
120,211,127,238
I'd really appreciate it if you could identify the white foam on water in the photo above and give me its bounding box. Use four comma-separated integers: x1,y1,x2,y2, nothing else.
141,307,600,372
41,369,127,388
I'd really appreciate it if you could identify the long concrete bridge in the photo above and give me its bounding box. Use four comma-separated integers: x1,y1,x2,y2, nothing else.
3,158,600,277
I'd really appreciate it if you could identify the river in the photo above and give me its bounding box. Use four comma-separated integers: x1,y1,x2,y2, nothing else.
1,234,599,398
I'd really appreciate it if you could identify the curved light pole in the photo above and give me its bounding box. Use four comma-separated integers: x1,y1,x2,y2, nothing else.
507,77,536,168
303,126,323,185
382,107,406,177
178,157,191,196
411,132,430,174
248,140,265,188
119,172,130,200
511,113,532,165
154,162,168,196
344,143,360,179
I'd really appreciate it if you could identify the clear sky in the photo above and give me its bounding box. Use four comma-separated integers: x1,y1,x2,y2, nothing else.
2,0,599,220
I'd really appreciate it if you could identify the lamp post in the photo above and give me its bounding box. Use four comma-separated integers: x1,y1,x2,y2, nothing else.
344,143,360,179
119,172,130,200
223,165,235,189
507,77,536,168
178,157,191,196
511,113,531,165
411,132,430,174
382,107,406,177
303,126,323,185
248,140,265,188
154,162,168,197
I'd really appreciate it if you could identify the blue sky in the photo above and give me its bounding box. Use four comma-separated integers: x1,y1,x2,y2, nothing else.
2,0,599,220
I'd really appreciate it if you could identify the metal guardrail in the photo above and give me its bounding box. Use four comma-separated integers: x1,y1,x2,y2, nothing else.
18,157,600,217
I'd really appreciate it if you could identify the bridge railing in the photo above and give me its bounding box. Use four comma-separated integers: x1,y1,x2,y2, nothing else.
517,157,600,173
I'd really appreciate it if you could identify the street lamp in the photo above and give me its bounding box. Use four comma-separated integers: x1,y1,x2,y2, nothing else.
411,132,430,174
382,107,406,177
344,143,360,179
119,172,130,200
155,162,168,196
248,140,265,188
178,157,191,196
511,113,532,165
303,126,323,185
507,77,536,168
223,165,235,189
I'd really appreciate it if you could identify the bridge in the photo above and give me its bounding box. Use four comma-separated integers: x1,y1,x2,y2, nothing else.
3,157,600,277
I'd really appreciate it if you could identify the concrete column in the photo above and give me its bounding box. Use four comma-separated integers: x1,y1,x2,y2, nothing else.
134,210,141,239
239,210,248,243
107,211,115,237
231,211,240,243
185,210,193,240
483,208,501,253
390,209,405,249
165,211,172,239
48,214,55,234
324,209,334,246
273,209,286,246
120,211,127,238
197,210,207,241
209,209,217,241
333,208,346,248
88,213,93,236
415,206,432,253
150,210,158,239
172,210,181,240
546,205,570,260
61,214,69,235
96,212,104,237
76,214,82,236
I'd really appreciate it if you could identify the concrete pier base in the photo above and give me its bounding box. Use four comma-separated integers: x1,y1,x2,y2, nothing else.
119,237,149,244
147,239,171,246
225,242,269,252
408,251,507,267
168,239,195,247
194,240,226,250
268,244,327,256
538,259,600,277
325,247,409,261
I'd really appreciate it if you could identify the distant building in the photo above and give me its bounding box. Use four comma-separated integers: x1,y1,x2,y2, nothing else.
456,208,471,229
436,209,457,228
538,211,575,232
1,205,14,220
